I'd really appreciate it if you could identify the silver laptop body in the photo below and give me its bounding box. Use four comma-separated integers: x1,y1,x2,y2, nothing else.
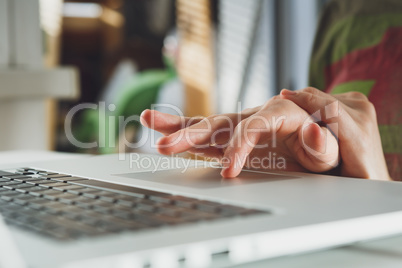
2,153,402,268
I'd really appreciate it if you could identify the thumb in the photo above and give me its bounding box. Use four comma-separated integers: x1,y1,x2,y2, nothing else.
303,123,327,154
296,122,339,172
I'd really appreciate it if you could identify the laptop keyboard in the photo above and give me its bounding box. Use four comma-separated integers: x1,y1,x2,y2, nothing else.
0,168,268,241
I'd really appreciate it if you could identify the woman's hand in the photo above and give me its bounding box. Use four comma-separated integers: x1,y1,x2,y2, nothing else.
140,97,339,178
280,87,391,180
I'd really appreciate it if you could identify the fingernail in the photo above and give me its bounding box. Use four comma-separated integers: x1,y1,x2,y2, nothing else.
140,109,149,117
304,122,324,140
220,155,231,168
220,167,230,178
156,137,165,145
281,89,297,96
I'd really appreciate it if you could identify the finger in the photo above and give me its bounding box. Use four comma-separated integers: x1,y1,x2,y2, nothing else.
280,88,353,140
157,113,254,155
333,91,368,101
140,109,203,135
280,88,336,116
220,122,261,178
294,123,339,172
303,123,327,155
221,100,309,178
332,92,370,112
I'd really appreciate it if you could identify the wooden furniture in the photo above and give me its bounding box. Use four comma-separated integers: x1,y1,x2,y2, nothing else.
176,0,215,117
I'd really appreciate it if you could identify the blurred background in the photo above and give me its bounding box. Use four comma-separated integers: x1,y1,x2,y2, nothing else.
0,0,330,155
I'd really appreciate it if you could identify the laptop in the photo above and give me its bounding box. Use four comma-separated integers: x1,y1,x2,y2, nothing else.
1,152,402,268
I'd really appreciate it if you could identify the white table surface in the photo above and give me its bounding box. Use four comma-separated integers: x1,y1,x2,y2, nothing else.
238,234,402,267
1,150,401,267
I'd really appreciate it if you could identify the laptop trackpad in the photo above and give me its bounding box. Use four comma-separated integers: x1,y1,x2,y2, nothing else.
117,167,298,189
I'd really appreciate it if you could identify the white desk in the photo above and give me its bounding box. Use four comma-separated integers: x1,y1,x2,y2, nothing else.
1,151,401,267
238,234,402,267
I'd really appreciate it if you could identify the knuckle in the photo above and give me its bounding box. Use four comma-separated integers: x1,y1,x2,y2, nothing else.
198,117,212,127
347,91,368,101
241,117,254,129
267,97,292,107
241,107,255,115
185,116,204,127
361,100,376,116
302,87,320,95
212,114,235,127
240,116,262,132
304,92,317,106
348,99,377,124
264,98,275,107
325,100,341,117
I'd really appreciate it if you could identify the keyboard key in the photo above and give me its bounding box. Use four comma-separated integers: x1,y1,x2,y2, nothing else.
43,195,61,201
2,174,29,178
63,188,83,195
57,193,81,204
1,193,23,201
13,177,42,182
25,180,54,186
113,204,135,213
17,168,31,172
148,195,173,204
27,187,49,196
0,171,15,177
39,174,71,179
27,199,48,210
25,168,45,173
157,207,184,217
116,198,137,207
1,203,24,212
91,200,115,213
15,171,34,175
37,172,58,176
171,196,196,209
132,213,166,227
2,185,20,190
97,191,119,203
43,202,66,215
55,185,85,192
76,187,99,194
80,216,103,227
9,183,36,190
136,200,157,212
74,197,99,208
62,212,82,221
13,195,36,205
79,189,100,198
51,177,89,183
42,189,65,196
196,202,220,213
45,182,69,188
112,209,135,219
1,189,21,195
1,180,24,187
